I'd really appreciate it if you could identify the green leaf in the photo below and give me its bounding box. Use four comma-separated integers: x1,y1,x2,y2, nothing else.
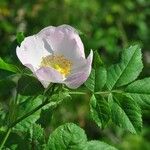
90,95,110,128
109,94,142,133
37,107,54,128
14,96,43,132
47,123,87,150
85,69,95,92
106,45,143,90
93,51,103,68
94,50,107,92
125,77,150,109
17,75,44,96
26,124,46,149
16,32,25,45
46,123,118,150
0,57,20,73
50,91,71,102
85,67,107,92
87,140,118,150
85,51,107,92
95,66,107,92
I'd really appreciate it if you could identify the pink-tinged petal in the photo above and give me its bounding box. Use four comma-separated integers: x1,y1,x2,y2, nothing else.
35,67,64,88
16,35,52,70
37,25,85,63
64,50,93,89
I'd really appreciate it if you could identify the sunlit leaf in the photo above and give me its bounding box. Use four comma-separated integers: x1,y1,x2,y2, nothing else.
0,57,20,73
106,45,143,90
47,123,87,150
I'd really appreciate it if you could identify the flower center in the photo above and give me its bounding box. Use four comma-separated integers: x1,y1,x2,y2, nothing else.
40,55,72,77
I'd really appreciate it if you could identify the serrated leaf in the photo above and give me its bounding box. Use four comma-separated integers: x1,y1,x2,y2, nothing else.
29,124,45,143
86,140,118,150
125,77,150,109
109,94,142,133
106,45,143,90
47,123,87,150
85,69,95,92
95,66,107,92
27,124,46,149
93,51,107,92
93,51,103,68
0,57,20,73
85,51,107,92
14,96,43,132
90,95,110,128
17,75,44,96
85,67,107,92
51,91,71,102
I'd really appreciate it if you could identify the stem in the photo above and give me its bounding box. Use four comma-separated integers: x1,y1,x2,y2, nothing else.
10,84,56,128
10,98,64,128
0,128,11,150
68,91,87,95
9,99,49,128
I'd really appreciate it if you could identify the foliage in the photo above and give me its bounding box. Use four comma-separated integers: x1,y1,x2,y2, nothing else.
47,123,117,150
0,0,150,149
85,45,147,134
0,42,150,149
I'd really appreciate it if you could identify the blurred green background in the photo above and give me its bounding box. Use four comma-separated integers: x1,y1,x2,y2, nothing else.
0,0,150,149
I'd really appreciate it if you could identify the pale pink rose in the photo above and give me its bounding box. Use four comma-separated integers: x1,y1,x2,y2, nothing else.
16,25,93,89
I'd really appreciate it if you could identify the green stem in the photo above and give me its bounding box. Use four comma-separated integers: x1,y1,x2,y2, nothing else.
10,84,56,128
0,128,11,150
9,99,49,128
68,91,87,95
95,90,124,95
10,98,64,128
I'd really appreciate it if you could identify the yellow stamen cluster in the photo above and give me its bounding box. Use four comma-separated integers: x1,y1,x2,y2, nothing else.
40,55,72,77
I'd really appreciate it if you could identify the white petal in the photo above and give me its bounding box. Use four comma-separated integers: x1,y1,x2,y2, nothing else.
37,25,85,63
64,50,93,89
35,67,64,88
16,35,52,70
